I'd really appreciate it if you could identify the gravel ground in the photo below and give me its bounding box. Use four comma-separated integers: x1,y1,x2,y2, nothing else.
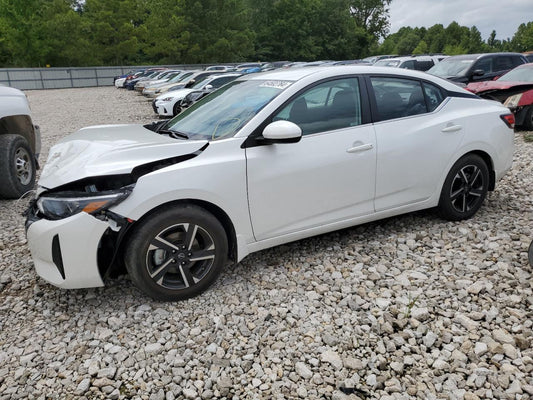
0,86,532,400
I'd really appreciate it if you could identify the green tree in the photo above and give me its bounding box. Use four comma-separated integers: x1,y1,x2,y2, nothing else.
412,40,428,54
81,0,147,65
424,24,446,53
512,22,533,52
349,0,392,40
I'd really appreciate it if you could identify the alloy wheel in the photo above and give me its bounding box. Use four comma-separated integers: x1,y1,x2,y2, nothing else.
145,223,216,290
449,164,485,213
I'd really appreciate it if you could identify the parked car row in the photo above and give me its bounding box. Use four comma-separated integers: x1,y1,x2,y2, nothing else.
117,53,533,129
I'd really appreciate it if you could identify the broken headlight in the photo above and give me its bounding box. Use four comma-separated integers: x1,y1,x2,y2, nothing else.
37,188,132,220
504,93,522,109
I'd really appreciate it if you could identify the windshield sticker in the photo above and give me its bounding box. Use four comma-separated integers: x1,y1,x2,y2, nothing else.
259,81,292,89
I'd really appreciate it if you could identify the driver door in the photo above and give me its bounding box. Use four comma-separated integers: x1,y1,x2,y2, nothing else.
246,77,377,241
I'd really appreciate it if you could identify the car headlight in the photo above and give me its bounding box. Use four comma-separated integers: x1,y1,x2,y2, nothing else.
504,93,522,109
161,97,173,102
37,188,132,220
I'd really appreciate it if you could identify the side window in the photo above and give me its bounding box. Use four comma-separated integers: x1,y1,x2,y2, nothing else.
422,82,445,112
210,76,232,88
474,57,492,73
511,55,526,68
273,78,362,135
400,60,415,69
494,56,514,71
416,60,434,71
370,77,427,121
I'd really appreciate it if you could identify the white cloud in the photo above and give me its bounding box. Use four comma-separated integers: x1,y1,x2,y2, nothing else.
388,0,532,40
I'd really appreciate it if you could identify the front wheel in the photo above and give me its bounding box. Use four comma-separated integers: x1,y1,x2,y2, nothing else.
438,154,489,221
124,205,228,301
0,134,36,199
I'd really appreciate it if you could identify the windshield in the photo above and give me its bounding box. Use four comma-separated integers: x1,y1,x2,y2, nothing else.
166,79,292,141
191,76,211,89
498,66,533,82
428,58,474,77
168,72,192,83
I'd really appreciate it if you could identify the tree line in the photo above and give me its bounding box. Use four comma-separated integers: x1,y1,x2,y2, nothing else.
0,0,531,68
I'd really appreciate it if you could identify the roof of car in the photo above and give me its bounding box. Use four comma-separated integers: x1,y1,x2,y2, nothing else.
444,52,526,61
240,65,467,92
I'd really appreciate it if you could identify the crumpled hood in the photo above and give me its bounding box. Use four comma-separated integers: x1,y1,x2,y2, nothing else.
467,80,533,93
39,124,207,189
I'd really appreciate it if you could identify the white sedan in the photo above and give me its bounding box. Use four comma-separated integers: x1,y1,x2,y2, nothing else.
152,73,241,116
26,66,514,301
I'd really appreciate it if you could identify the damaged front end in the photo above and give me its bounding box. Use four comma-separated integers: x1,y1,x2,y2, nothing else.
26,142,209,288
471,84,533,129
25,174,136,288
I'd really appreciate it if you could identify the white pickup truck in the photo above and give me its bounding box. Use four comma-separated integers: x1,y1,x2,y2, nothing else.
0,86,40,198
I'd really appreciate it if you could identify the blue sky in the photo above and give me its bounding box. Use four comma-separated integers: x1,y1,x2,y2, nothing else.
389,0,532,40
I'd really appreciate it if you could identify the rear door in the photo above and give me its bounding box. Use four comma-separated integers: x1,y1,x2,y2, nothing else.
368,76,465,211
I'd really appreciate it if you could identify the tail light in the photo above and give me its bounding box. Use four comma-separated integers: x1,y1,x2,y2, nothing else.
500,113,515,129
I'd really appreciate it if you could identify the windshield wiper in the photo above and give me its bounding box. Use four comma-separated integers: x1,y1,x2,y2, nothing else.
158,129,189,140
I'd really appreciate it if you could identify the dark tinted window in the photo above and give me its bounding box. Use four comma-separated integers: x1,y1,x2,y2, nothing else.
274,78,362,135
416,60,435,71
494,56,515,71
210,76,236,88
370,77,428,121
474,57,492,73
512,55,527,67
400,60,415,69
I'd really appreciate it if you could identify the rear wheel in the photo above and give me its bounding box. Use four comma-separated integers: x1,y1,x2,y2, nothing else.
0,134,36,199
438,154,489,221
124,205,228,301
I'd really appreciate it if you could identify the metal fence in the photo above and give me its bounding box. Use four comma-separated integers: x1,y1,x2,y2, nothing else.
0,65,211,90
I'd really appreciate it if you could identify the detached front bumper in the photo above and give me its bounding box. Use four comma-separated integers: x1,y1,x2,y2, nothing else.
26,211,109,289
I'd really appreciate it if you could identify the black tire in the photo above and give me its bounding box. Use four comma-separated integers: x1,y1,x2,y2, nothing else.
124,205,228,301
172,101,182,117
438,154,489,221
523,106,533,131
527,241,533,267
0,134,36,199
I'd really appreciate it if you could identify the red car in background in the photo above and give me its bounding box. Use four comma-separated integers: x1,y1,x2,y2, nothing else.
467,63,533,130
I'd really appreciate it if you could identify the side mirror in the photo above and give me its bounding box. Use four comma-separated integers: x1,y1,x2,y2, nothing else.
205,84,213,90
472,69,485,77
261,120,302,143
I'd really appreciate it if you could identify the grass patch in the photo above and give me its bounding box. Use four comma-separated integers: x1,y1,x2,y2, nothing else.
524,133,533,142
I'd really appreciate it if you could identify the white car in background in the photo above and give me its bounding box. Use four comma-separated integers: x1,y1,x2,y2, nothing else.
153,73,241,116
26,66,514,301
114,77,126,88
374,55,448,71
134,70,181,91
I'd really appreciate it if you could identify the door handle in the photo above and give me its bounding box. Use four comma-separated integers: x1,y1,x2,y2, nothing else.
441,124,462,133
346,143,373,153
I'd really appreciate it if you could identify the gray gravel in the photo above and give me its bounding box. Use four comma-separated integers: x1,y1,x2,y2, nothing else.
1,86,532,400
